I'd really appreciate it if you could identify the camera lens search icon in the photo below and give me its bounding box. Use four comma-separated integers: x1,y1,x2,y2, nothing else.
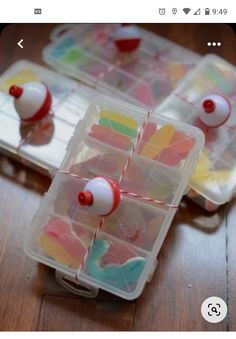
201,297,227,323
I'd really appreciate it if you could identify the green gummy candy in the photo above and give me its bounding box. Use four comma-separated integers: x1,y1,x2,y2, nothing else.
206,66,234,94
99,117,137,138
205,66,221,84
63,48,83,64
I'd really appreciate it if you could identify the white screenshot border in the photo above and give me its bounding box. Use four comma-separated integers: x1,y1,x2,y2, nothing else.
0,0,235,23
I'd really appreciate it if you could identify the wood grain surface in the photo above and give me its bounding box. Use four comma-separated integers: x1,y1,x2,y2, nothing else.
0,23,235,331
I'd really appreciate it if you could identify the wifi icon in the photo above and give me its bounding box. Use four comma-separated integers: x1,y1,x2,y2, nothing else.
183,8,191,15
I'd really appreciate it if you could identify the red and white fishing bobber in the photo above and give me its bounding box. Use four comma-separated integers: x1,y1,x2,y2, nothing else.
113,24,141,53
9,82,52,122
198,94,231,128
78,177,121,216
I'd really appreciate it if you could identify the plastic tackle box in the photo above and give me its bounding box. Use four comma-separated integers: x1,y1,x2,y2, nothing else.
0,60,99,176
158,54,236,211
25,96,204,299
42,24,201,110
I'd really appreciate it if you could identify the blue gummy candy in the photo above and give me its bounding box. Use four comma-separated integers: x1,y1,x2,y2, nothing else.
51,38,76,58
87,239,146,289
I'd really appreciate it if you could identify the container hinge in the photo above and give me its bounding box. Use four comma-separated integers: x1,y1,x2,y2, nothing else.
55,270,99,298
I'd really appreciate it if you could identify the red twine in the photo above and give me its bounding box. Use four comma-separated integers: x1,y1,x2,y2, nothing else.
58,108,178,283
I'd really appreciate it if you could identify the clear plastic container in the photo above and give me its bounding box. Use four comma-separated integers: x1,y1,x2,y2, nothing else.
25,95,204,299
42,24,201,109
0,60,99,176
158,54,236,210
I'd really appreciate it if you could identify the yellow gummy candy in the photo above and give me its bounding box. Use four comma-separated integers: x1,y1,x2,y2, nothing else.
39,234,80,269
210,171,232,184
141,124,176,159
0,69,39,92
192,152,211,179
193,169,231,184
192,151,231,184
169,63,186,82
100,110,138,130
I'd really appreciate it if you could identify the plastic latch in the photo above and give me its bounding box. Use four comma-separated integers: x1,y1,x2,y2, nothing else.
147,259,158,283
55,271,99,298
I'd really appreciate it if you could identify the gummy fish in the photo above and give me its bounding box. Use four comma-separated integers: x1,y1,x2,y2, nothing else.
192,151,231,184
87,239,146,288
140,124,176,158
40,218,88,268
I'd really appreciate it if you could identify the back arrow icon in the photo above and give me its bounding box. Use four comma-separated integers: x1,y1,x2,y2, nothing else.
18,39,23,48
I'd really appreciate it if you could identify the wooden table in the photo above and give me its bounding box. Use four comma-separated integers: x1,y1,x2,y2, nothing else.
0,24,236,331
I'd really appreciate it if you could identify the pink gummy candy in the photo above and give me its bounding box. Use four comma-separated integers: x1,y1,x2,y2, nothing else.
44,218,87,259
132,83,155,106
156,149,182,166
89,124,131,150
155,131,195,166
44,217,70,236
138,122,157,153
169,131,195,154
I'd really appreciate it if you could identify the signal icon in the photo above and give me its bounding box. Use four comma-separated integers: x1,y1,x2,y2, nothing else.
194,8,201,15
183,8,191,15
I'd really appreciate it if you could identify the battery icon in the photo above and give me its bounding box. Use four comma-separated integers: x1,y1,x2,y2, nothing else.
205,8,210,15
